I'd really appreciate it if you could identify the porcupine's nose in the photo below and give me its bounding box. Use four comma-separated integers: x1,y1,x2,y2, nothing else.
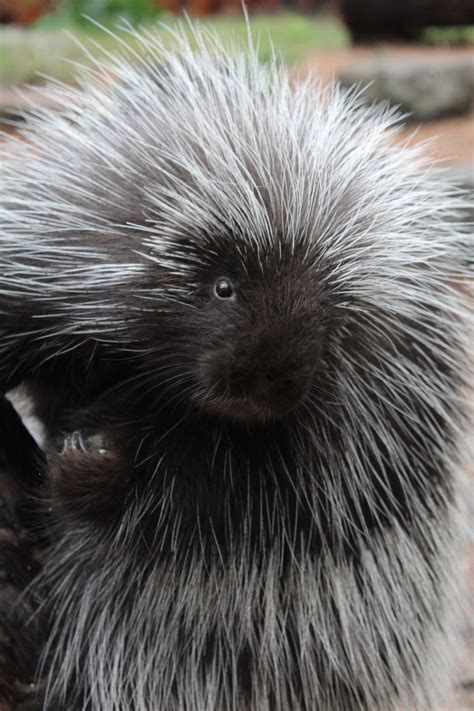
249,365,311,412
223,319,316,418
253,374,275,396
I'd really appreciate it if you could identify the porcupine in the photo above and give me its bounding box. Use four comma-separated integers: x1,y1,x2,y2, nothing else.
0,23,471,711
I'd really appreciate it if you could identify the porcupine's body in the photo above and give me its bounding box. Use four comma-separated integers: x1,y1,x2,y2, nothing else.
0,25,471,711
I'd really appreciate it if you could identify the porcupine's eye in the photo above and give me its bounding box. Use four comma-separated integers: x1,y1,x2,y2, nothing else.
214,278,234,300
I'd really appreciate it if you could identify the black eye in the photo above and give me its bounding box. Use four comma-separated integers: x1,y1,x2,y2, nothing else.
214,278,234,300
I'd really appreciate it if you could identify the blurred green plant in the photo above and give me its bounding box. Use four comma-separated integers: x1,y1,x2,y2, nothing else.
0,12,349,85
45,0,161,26
421,24,474,45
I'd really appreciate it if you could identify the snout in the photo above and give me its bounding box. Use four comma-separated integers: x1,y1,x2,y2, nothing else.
199,333,315,422
230,361,312,416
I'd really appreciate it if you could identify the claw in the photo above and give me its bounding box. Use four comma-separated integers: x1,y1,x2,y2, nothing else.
66,431,88,454
62,432,108,456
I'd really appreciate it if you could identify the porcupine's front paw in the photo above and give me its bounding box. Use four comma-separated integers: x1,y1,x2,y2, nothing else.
63,430,109,456
49,430,133,523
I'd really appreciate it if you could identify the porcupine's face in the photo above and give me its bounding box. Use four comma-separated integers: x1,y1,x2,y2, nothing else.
147,237,333,424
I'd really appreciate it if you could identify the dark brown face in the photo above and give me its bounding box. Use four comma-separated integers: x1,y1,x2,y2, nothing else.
183,242,332,424
133,233,334,425
195,280,314,421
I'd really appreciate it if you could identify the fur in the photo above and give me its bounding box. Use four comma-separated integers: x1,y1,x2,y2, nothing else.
0,21,472,710
0,397,45,710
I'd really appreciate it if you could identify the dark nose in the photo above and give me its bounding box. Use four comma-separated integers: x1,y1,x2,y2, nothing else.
253,374,276,397
250,368,309,406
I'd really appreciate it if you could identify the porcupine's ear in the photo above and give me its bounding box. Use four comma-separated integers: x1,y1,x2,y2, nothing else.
48,431,134,525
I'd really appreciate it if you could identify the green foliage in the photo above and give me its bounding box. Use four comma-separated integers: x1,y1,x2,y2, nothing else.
43,0,161,27
207,13,349,58
0,12,349,86
421,24,474,46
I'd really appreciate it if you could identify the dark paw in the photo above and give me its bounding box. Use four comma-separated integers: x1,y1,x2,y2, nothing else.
50,430,129,523
64,431,88,454
62,431,108,456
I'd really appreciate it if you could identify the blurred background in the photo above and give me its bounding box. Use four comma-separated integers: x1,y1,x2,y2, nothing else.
0,1,472,185
0,2,472,709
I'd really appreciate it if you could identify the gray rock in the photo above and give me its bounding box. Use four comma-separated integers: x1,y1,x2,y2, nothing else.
447,163,474,192
446,164,474,226
339,56,474,121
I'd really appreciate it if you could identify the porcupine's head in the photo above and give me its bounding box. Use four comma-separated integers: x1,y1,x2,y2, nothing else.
104,43,342,425
157,234,331,424
110,39,468,428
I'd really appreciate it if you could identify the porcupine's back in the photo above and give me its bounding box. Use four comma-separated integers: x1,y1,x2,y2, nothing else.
0,22,471,711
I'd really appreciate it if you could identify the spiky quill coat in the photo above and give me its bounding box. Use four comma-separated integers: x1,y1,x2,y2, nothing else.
0,24,471,711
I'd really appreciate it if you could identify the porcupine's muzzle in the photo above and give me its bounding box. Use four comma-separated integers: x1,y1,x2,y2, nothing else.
201,326,315,422
228,358,313,420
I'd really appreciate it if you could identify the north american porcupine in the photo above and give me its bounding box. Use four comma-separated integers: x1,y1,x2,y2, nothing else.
0,23,471,711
